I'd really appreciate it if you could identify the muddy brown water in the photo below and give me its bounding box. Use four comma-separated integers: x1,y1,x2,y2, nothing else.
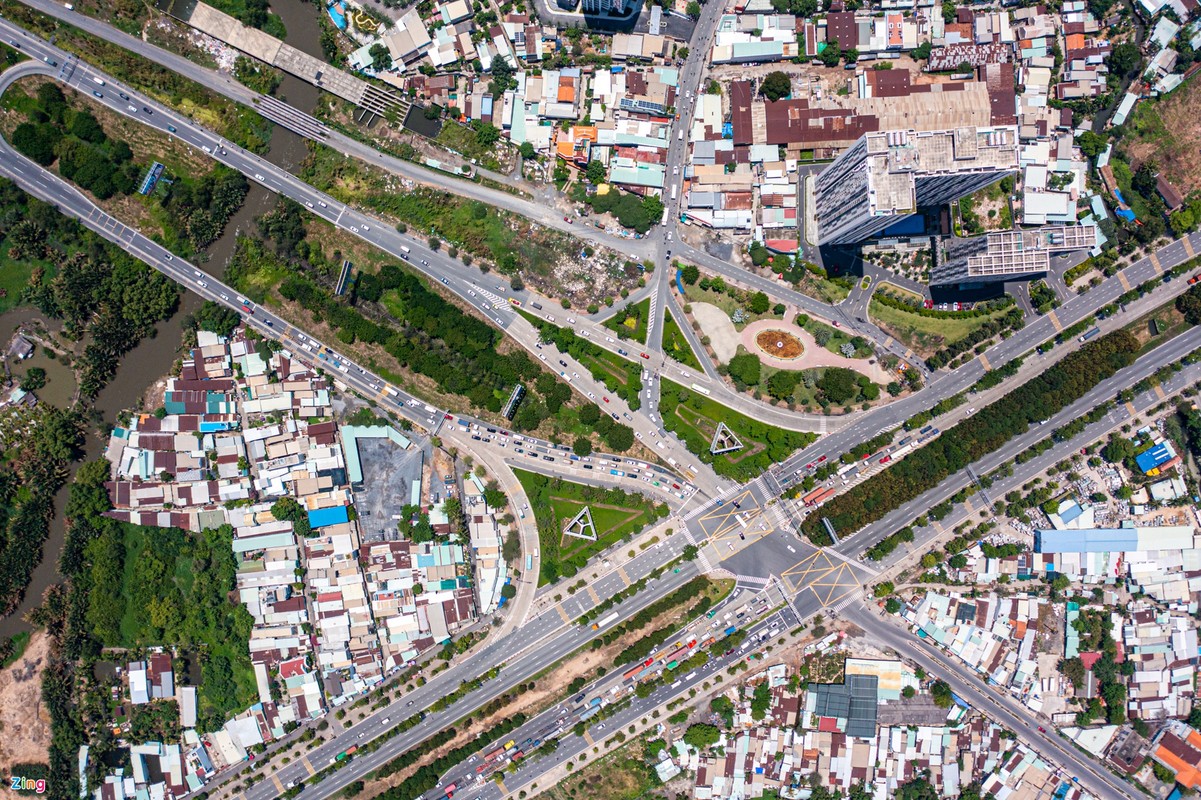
0,0,324,638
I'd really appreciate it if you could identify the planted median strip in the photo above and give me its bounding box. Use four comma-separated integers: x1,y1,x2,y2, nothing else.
800,329,1143,547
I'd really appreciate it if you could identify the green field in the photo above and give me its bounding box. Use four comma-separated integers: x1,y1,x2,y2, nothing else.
604,298,650,344
868,295,1011,355
795,313,873,358
662,309,704,370
659,379,816,481
682,282,779,330
516,469,668,585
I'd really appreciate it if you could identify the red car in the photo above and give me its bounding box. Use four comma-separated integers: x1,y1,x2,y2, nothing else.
603,396,610,403
444,414,453,420
832,321,840,328
641,352,651,359
1037,726,1046,733
817,455,827,463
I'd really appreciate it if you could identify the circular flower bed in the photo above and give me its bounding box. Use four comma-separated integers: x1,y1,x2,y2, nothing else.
755,329,804,360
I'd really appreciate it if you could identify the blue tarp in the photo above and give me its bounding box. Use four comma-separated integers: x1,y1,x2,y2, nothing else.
308,506,350,529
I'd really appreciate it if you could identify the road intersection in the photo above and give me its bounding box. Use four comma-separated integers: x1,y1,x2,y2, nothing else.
1,8,1200,800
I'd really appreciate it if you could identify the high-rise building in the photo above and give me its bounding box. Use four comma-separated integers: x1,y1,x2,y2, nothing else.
929,226,1097,287
815,126,1019,246
581,0,624,13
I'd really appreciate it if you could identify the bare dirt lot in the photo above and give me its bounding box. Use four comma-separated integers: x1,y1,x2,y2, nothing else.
0,632,52,772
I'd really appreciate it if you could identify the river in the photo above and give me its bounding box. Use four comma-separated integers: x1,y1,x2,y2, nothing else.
0,0,323,638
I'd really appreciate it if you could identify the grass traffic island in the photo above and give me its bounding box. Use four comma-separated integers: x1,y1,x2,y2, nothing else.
662,309,704,371
868,286,1019,361
604,297,650,344
516,469,670,585
659,379,816,481
755,329,804,360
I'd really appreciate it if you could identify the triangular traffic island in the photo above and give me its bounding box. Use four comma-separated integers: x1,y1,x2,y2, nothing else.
710,422,744,455
563,506,598,541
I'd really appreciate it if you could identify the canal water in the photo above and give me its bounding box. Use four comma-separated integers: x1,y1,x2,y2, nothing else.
0,0,325,638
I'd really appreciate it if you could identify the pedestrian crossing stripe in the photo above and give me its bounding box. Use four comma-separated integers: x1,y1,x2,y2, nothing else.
302,756,316,776
1150,252,1162,274
1155,385,1167,400
618,565,632,586
1118,272,1131,291
1185,237,1196,259
272,775,285,794
979,353,991,371
586,585,601,604
555,604,572,624
495,776,508,794
1047,309,1063,333
1125,400,1138,417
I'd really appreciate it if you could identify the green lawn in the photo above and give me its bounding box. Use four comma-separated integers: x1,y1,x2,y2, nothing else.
868,296,1010,355
659,379,816,481
604,298,650,344
794,313,873,358
662,309,704,371
682,282,779,330
516,469,668,585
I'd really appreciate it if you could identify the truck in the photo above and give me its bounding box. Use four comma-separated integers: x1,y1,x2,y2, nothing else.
1079,327,1101,342
671,185,678,201
334,746,358,761
399,245,410,254
591,611,619,630
724,626,738,636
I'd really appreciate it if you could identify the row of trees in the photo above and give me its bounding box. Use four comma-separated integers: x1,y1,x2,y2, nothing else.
533,319,645,413
232,231,573,426
801,329,1140,544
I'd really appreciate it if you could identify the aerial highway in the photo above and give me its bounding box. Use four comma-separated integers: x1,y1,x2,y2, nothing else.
1,11,1199,800
12,0,667,261
0,24,726,490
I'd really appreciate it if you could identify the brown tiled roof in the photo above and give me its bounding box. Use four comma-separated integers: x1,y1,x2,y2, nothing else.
826,11,858,48
730,80,754,146
763,99,879,147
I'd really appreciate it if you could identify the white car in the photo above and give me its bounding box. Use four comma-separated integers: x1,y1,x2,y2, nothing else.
198,280,208,288
254,173,264,181
350,226,359,233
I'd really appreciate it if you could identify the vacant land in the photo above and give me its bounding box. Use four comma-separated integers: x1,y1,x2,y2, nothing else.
1124,73,1201,197
516,469,668,584
0,630,52,770
659,380,816,481
662,310,703,371
299,142,640,306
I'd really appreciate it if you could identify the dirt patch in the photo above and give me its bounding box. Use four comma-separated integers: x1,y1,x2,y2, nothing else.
689,303,739,363
0,631,53,771
754,329,804,360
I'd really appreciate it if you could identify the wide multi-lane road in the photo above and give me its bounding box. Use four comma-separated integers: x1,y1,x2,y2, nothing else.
12,0,663,260
0,24,727,492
